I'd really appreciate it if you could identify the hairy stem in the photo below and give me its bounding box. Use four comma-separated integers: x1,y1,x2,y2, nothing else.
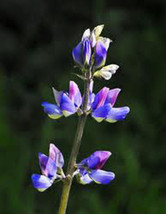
58,71,91,214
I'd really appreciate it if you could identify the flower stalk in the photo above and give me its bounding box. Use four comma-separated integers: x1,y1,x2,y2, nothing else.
58,70,92,214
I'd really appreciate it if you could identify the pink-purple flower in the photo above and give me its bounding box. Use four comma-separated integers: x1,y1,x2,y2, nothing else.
42,81,82,119
91,87,130,123
31,144,64,192
76,151,115,185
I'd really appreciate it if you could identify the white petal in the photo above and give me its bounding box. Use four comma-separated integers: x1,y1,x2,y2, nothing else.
82,28,90,40
101,64,119,74
93,25,104,37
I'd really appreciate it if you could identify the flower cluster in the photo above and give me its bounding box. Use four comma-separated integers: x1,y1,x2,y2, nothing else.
42,81,82,119
76,151,115,185
31,144,64,192
31,144,115,191
42,81,129,123
72,25,119,80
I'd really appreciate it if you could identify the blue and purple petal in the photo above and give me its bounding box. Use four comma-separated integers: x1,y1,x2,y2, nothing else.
82,39,91,66
90,170,115,184
41,102,62,119
52,88,63,106
60,93,76,117
91,151,111,169
106,106,130,123
49,144,64,168
94,40,107,69
31,174,53,192
91,103,111,122
72,42,83,66
91,87,109,110
105,88,121,106
38,153,57,179
69,81,82,108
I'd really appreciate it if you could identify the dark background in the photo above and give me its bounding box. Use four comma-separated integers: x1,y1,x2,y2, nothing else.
0,0,166,213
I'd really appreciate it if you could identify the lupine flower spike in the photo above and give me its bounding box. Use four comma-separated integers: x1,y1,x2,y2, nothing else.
91,87,130,122
76,151,115,185
32,24,131,214
42,81,82,119
31,144,65,192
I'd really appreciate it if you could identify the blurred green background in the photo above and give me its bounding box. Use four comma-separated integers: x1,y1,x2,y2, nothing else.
0,0,166,213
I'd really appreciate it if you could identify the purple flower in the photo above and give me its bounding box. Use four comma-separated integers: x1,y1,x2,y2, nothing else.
42,81,82,119
72,25,112,70
31,144,64,192
91,87,130,123
76,151,115,185
72,28,92,67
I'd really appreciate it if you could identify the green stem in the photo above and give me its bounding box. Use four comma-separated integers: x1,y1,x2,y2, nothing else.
58,71,91,214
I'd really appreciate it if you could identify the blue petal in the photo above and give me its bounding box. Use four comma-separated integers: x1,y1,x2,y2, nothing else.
78,155,99,170
72,42,83,66
89,170,115,184
94,40,107,68
91,104,111,122
31,174,53,192
60,93,77,117
69,81,82,107
45,157,57,179
77,173,93,185
82,39,91,65
41,102,62,119
86,156,100,169
106,106,130,123
49,144,64,168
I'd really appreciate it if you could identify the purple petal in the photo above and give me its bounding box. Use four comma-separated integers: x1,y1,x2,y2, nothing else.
69,81,82,107
89,170,115,184
106,106,130,123
41,102,62,119
105,88,121,106
52,88,63,106
87,156,100,169
39,153,57,178
77,173,93,185
38,153,48,174
79,151,110,170
60,93,76,117
94,40,107,69
91,104,111,122
92,87,109,110
91,151,111,169
87,92,95,111
31,174,53,192
49,144,64,168
82,39,91,65
72,42,83,66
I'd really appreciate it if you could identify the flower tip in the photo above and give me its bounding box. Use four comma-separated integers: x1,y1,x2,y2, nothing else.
38,152,42,157
82,28,91,40
105,151,112,157
126,106,130,114
93,24,105,37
